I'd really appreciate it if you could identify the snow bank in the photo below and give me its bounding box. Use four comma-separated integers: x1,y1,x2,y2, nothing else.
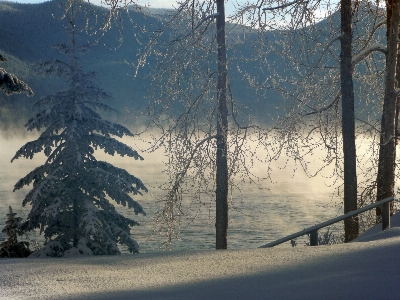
1,232,400,300
353,211,400,242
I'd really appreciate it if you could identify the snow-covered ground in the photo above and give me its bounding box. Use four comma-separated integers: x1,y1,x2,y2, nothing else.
1,215,400,300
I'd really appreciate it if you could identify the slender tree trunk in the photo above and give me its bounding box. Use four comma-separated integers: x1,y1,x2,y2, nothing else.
215,0,228,249
376,0,399,224
394,32,400,214
340,0,359,242
73,196,78,247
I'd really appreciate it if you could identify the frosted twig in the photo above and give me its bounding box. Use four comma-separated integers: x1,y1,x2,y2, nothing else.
173,13,219,42
263,0,309,11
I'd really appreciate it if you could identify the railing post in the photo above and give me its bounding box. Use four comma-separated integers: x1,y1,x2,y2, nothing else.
382,201,390,230
310,230,318,246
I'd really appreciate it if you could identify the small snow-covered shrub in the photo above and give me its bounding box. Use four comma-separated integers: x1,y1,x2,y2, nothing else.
0,206,32,258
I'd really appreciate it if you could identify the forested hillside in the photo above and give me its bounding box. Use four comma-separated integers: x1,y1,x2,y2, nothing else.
0,0,384,131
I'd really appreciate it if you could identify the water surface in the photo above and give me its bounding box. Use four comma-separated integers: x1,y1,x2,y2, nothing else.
0,134,344,253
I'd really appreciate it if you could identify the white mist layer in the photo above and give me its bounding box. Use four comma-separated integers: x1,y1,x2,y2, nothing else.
0,132,383,252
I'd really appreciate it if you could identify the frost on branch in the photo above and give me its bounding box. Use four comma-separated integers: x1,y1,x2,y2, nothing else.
0,67,33,96
0,52,33,96
12,1,148,257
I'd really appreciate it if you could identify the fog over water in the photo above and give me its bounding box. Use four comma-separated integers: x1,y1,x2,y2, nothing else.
0,132,348,253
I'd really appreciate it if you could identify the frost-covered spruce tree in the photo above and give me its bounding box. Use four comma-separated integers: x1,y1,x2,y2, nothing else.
11,1,147,257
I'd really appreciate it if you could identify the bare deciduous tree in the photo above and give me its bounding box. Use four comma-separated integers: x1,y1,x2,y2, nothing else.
375,0,400,226
133,0,325,250
133,0,265,250
240,0,388,238
340,0,359,241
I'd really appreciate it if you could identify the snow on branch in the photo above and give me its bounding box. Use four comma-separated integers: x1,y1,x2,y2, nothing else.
308,37,385,78
0,68,33,96
90,133,143,159
352,44,387,66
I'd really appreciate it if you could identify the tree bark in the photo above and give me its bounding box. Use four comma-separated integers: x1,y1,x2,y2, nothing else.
376,0,399,222
215,0,228,249
394,27,400,216
340,0,359,242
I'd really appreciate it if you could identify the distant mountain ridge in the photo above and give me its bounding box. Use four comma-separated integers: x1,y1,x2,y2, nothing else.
0,0,158,129
0,0,272,131
0,0,386,131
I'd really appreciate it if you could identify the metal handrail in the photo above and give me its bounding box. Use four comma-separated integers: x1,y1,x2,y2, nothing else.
259,196,395,248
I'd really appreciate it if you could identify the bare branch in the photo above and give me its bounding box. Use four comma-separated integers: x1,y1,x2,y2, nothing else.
308,34,342,76
154,134,217,248
263,0,309,11
354,117,381,134
168,135,217,197
174,13,219,42
304,43,386,117
356,19,386,55
304,91,340,116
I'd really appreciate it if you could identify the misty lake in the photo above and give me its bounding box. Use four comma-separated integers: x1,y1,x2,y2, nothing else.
0,133,346,253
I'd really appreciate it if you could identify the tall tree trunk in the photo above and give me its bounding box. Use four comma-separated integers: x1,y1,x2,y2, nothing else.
376,0,399,224
215,0,228,249
73,196,78,247
340,0,359,242
394,31,400,215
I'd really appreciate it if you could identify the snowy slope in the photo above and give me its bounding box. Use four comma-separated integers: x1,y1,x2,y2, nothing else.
1,233,399,300
354,211,400,242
